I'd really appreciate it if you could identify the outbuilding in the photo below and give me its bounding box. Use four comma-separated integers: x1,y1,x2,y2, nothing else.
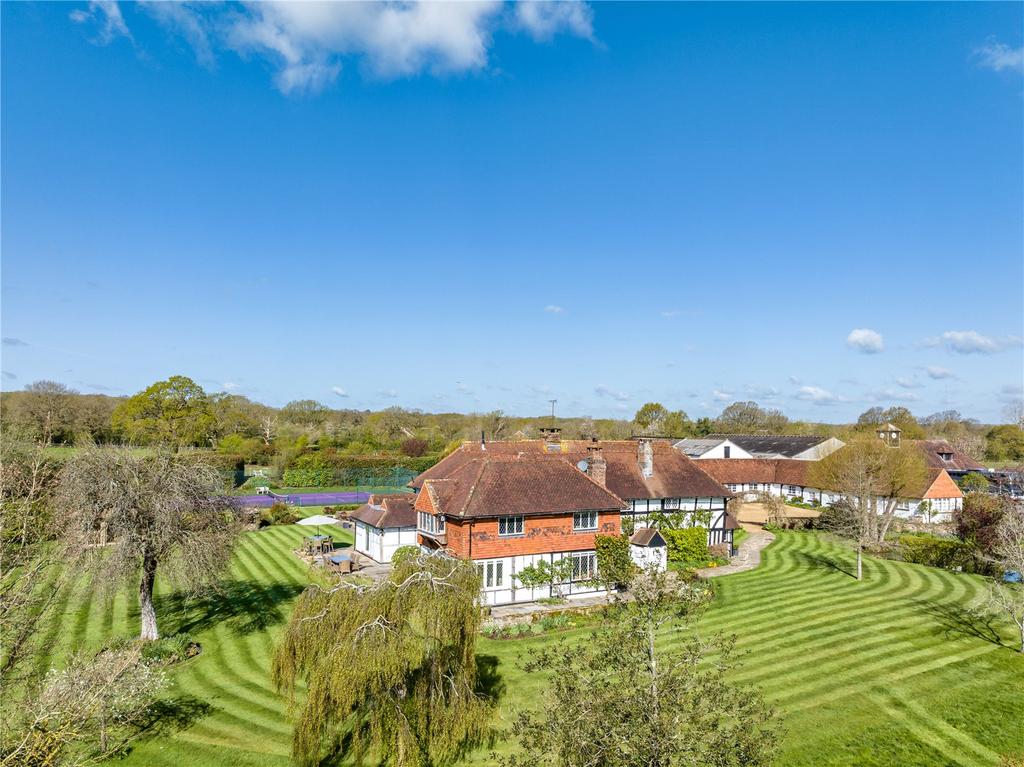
350,494,418,563
629,527,668,571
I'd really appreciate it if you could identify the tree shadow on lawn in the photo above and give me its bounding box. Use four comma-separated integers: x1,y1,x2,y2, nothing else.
913,598,1006,647
793,551,857,579
134,695,215,739
156,580,306,637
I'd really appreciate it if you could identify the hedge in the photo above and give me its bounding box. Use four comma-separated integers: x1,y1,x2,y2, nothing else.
663,527,709,565
595,534,636,587
282,451,443,488
897,533,973,571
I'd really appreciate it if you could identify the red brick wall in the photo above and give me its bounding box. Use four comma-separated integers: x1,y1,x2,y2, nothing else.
442,512,620,559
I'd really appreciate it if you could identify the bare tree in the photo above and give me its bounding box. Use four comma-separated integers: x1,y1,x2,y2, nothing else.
1,645,166,766
0,437,64,683
1003,400,1024,431
983,505,1024,653
811,439,928,580
57,448,242,640
13,381,78,445
260,413,277,446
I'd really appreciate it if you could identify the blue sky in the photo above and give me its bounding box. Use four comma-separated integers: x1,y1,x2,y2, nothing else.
2,2,1022,422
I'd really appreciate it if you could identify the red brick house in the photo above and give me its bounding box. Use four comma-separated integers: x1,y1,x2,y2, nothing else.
411,436,734,605
415,457,626,605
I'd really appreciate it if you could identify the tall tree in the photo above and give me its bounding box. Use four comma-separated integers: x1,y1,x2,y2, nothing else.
13,380,78,444
633,403,670,433
57,448,241,640
716,401,788,433
855,406,925,439
502,568,779,767
273,551,492,767
811,439,928,579
111,376,216,448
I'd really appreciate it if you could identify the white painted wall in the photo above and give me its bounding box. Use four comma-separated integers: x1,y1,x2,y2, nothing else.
693,440,753,459
353,521,418,563
473,551,610,606
630,543,667,571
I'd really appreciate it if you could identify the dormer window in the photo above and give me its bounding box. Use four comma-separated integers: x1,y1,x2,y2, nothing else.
939,452,953,462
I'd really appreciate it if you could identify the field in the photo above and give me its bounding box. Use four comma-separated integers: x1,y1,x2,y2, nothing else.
35,528,1024,767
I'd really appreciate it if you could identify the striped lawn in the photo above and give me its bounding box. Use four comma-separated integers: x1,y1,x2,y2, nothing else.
38,528,1024,766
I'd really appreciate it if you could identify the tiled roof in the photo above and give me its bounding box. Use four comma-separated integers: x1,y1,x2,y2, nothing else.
417,457,626,519
912,440,986,472
696,459,811,486
630,528,666,546
349,494,417,529
412,439,731,500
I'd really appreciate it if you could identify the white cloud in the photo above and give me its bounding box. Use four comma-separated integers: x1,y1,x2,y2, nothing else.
787,375,801,385
543,304,565,314
712,389,732,402
222,381,240,391
77,1,595,95
974,40,1024,74
331,386,349,398
925,330,1023,355
378,388,399,399
660,309,681,318
744,384,781,400
795,386,845,405
926,366,955,380
846,328,884,354
594,384,629,402
70,0,131,45
456,382,473,395
514,1,594,42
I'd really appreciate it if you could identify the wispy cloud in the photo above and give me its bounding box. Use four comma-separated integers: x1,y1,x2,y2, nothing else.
660,309,681,319
331,386,349,398
866,387,919,403
846,328,884,354
922,330,1023,355
712,389,733,402
70,0,131,45
543,304,565,314
894,376,923,389
973,40,1024,74
222,382,240,391
795,385,846,405
594,384,629,402
926,366,955,380
144,2,214,67
2,337,29,347
2,371,17,381
378,388,399,399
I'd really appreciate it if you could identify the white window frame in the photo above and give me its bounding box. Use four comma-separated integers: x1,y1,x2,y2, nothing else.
498,516,524,537
476,559,505,589
571,552,597,581
573,510,598,531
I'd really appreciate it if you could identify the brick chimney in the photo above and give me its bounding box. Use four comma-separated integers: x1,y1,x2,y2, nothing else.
587,443,607,487
638,438,654,478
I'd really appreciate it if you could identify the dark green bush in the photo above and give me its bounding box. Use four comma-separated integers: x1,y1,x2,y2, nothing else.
897,533,972,570
258,501,298,527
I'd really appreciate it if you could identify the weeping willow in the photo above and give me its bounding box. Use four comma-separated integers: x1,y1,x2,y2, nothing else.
273,551,493,767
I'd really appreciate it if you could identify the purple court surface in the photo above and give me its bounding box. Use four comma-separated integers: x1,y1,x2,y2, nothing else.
232,491,371,508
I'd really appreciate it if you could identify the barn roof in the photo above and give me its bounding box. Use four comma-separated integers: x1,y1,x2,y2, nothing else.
912,440,986,472
705,434,832,458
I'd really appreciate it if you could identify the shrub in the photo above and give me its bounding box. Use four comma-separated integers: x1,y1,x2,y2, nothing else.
708,542,731,561
663,527,708,565
897,533,972,570
956,492,1009,555
139,634,200,665
259,501,298,527
595,534,637,587
958,472,990,493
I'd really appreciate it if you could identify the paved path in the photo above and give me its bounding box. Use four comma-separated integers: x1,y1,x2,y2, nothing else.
695,528,775,579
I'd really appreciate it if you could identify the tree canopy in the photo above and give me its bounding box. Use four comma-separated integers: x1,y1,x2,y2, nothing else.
111,375,216,447
273,551,493,767
716,401,789,433
57,447,241,640
502,568,779,767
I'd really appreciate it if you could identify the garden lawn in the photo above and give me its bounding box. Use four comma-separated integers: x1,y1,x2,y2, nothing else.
36,530,1024,766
